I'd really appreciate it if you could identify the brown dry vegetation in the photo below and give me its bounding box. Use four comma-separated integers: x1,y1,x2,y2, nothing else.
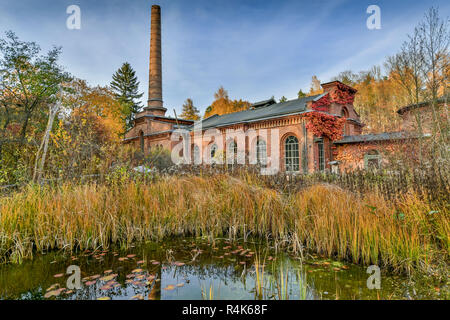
0,173,448,278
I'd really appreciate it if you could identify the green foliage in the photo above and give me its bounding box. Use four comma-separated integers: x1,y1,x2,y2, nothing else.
144,148,173,170
279,96,287,103
297,90,306,99
110,62,143,130
0,31,71,184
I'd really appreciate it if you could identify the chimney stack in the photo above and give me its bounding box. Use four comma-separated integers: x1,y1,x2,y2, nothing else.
146,5,166,115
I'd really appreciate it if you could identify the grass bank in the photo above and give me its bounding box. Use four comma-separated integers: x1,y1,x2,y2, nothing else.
0,174,448,276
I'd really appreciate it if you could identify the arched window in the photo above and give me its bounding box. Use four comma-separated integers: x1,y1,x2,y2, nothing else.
285,136,299,172
227,140,237,164
209,143,218,163
364,149,381,169
139,131,144,153
256,138,267,165
192,144,201,164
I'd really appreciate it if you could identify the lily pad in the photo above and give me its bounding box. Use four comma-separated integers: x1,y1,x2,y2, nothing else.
164,285,175,290
100,275,115,282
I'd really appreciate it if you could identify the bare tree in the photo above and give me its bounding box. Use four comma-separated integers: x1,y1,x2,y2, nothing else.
33,96,61,183
418,7,449,154
386,27,427,162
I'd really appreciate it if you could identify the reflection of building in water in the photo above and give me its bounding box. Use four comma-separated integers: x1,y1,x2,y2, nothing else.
124,5,447,173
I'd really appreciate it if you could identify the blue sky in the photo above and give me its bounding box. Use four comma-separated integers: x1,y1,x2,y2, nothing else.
0,0,448,116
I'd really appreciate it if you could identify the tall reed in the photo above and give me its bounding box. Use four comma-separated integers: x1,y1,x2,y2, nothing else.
0,174,448,276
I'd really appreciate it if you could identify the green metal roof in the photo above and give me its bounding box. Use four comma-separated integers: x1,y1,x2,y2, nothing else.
196,94,324,129
333,131,429,144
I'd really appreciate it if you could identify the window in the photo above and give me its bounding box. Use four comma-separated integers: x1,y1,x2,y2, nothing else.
341,107,349,136
209,144,218,163
227,140,237,164
139,131,144,153
192,144,201,164
285,136,299,172
256,138,267,165
364,150,381,170
318,140,325,171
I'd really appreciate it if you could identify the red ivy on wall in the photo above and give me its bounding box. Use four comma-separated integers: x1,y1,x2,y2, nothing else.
306,83,356,141
310,94,331,111
304,112,346,141
329,83,356,105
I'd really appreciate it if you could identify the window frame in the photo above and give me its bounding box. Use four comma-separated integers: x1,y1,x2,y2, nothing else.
284,135,300,172
192,144,201,164
364,150,381,170
209,143,218,164
227,140,238,165
256,138,267,166
317,139,325,171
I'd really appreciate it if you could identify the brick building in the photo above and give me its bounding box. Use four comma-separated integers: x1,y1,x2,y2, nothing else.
124,5,447,173
334,98,447,171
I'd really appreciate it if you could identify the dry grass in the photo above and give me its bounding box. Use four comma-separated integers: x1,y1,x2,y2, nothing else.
0,174,448,276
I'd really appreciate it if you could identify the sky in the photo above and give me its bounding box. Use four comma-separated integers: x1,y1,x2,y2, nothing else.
0,0,449,116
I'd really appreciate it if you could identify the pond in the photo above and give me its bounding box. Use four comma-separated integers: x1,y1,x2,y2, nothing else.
0,238,444,300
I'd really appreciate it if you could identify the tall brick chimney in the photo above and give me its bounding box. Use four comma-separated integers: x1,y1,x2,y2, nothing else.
146,5,166,116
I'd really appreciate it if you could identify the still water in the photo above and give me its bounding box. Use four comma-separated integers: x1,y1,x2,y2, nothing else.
0,238,444,300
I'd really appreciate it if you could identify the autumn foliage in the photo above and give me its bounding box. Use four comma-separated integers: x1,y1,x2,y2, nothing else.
329,82,356,105
304,112,346,141
310,94,331,111
204,86,251,118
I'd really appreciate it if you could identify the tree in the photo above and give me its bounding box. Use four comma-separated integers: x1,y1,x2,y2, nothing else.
418,7,449,152
385,27,427,162
204,86,250,118
110,62,143,130
33,95,61,182
47,79,125,180
332,70,359,86
0,31,71,149
214,86,229,100
419,7,449,104
0,31,71,182
180,98,200,120
279,96,287,103
297,90,307,99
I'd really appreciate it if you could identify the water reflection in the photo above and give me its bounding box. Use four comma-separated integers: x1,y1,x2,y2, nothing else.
0,238,442,300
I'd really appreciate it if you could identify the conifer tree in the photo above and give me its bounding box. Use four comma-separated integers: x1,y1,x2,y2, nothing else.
180,98,200,120
297,90,307,98
110,62,143,130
